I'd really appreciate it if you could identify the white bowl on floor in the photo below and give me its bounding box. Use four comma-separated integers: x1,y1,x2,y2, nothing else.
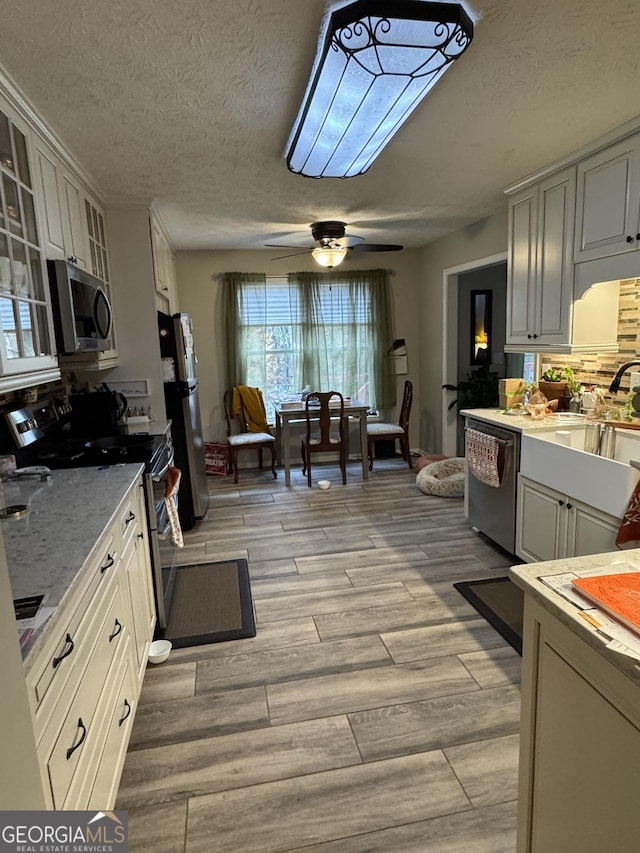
148,639,172,664
317,480,331,490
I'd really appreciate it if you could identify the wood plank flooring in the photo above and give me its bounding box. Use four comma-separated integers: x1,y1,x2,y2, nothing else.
116,460,522,852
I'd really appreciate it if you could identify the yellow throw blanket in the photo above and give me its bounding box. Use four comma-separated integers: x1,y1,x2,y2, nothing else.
232,385,271,434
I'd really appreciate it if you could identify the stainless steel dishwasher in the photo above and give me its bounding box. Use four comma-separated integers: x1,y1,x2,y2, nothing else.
464,417,521,554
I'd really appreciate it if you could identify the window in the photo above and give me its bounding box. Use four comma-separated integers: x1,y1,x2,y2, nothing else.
224,270,394,423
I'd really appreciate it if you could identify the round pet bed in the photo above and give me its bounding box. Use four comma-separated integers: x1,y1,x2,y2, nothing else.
416,457,465,498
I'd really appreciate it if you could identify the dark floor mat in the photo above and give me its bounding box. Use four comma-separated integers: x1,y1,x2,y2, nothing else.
163,559,256,648
453,576,523,655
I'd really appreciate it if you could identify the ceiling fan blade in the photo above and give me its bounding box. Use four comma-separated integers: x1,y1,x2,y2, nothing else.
268,249,313,261
350,243,404,253
265,243,312,250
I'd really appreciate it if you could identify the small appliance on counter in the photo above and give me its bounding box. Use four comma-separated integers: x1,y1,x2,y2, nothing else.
68,384,128,438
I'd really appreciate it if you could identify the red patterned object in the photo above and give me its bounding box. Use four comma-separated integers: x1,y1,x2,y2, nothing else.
616,481,640,549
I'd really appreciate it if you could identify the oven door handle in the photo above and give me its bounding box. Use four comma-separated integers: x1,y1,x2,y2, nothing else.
152,455,174,482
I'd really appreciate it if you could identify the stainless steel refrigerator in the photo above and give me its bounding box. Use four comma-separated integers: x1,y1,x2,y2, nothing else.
158,311,210,530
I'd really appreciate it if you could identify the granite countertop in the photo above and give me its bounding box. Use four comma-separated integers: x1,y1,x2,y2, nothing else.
510,550,640,682
4,463,144,662
460,407,588,433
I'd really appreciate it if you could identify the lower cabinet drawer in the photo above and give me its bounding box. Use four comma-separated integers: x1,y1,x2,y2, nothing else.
44,582,129,808
87,658,136,810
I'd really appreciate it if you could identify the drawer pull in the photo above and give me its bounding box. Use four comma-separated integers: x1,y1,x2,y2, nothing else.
100,553,115,574
52,633,75,668
109,618,123,642
124,511,136,526
118,699,132,727
66,718,87,759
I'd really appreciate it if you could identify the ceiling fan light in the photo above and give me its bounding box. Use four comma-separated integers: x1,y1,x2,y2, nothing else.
286,1,474,178
312,246,348,268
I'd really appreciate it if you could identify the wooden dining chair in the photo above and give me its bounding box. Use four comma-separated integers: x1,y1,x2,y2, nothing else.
367,379,413,470
223,388,277,484
300,391,347,487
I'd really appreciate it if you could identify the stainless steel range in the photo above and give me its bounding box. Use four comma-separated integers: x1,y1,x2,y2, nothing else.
0,396,178,630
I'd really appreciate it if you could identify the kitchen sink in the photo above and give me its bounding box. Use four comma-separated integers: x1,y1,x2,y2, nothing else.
520,424,640,519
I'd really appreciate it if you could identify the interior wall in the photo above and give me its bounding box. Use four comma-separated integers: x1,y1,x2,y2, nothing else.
174,249,423,448
417,206,509,453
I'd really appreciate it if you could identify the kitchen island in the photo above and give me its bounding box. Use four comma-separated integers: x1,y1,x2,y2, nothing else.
510,552,640,853
4,463,146,661
1,462,156,810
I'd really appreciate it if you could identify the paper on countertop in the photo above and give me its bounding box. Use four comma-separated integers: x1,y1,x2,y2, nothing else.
538,564,640,660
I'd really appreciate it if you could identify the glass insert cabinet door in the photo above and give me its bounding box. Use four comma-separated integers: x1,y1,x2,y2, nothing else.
0,104,56,369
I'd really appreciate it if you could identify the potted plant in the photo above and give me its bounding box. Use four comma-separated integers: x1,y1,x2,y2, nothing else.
564,366,582,412
538,366,569,411
443,363,500,411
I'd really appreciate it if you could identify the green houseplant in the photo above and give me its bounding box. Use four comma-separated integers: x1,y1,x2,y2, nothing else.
538,366,569,411
443,363,500,411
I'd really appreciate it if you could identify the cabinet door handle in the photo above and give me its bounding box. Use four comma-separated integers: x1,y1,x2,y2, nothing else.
532,333,538,339
636,234,640,241
66,718,87,759
627,235,634,243
66,255,77,264
566,502,573,509
124,511,136,526
109,618,123,642
100,553,115,574
118,699,132,727
52,633,75,668
558,499,565,506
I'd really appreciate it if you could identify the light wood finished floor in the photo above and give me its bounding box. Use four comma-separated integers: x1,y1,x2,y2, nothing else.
116,460,522,852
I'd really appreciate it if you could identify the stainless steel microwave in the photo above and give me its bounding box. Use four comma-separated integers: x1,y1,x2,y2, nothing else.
47,259,113,354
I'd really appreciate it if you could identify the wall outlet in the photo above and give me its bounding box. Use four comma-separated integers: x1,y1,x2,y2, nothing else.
630,372,640,392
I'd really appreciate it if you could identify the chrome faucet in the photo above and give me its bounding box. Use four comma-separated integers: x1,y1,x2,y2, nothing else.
608,360,640,394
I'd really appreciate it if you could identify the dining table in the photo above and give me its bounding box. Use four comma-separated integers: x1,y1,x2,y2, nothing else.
273,399,370,486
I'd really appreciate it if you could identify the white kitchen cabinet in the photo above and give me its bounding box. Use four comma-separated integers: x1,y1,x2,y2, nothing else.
574,133,640,263
0,97,60,390
119,483,155,687
506,167,620,354
33,137,89,270
23,474,155,809
507,168,574,348
151,211,178,314
515,583,640,853
516,474,619,563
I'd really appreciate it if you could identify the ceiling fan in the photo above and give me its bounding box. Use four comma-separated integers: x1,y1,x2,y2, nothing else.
265,221,403,268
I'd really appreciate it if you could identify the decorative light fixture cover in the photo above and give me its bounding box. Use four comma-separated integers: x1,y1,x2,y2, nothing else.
312,245,348,268
286,0,473,178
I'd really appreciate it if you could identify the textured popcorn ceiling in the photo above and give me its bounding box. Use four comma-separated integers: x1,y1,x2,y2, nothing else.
1,1,639,250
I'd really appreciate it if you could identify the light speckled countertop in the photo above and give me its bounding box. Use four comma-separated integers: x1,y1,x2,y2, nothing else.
510,551,640,682
4,464,144,662
460,407,588,433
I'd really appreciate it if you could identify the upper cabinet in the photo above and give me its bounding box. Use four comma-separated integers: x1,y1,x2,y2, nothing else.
505,134,637,354
33,135,119,371
150,212,178,314
574,134,640,263
0,99,59,390
34,138,89,270
507,168,576,349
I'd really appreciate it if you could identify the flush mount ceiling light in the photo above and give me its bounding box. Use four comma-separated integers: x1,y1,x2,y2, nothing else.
311,245,348,268
286,0,474,178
